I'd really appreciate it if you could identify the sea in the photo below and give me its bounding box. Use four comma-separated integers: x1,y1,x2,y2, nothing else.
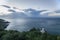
1,18,60,35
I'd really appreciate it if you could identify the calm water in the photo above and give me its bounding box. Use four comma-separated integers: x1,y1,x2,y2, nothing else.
1,18,60,34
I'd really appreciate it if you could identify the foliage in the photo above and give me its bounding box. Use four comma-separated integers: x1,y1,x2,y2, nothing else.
0,28,59,40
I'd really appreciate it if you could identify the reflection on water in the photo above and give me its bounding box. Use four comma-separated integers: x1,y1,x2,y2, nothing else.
1,18,60,34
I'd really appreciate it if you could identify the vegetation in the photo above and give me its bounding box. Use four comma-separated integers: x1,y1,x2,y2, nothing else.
0,28,59,40
0,19,60,40
0,19,9,30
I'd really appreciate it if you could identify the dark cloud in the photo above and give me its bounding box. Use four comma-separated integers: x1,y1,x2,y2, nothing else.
1,5,11,8
55,10,60,13
8,9,16,12
24,8,47,17
13,7,19,9
0,8,47,18
0,12,27,19
10,12,27,18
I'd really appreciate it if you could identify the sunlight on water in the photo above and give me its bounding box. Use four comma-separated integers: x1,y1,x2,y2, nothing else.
2,18,28,31
7,19,27,31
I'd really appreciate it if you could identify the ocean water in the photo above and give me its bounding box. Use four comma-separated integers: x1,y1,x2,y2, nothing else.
2,18,60,34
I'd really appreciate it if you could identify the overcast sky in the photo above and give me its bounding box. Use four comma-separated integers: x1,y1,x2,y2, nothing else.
0,0,60,10
0,0,60,16
7,0,57,10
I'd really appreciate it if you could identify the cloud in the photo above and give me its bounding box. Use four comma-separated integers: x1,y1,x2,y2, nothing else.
0,0,7,5
48,13,60,16
0,8,47,18
1,5,11,8
41,11,60,17
2,5,60,18
0,12,27,19
1,5,60,18
23,8,47,17
8,9,16,12
0,5,23,15
55,10,60,13
0,5,11,15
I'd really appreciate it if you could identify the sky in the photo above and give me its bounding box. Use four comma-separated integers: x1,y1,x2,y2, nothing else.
0,0,59,10
7,0,57,10
0,0,60,17
56,0,60,9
